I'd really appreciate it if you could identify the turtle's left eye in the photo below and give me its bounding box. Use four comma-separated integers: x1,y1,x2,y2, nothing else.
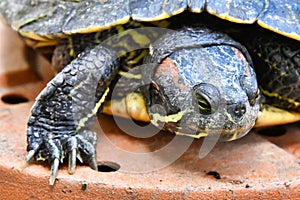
249,89,260,106
239,73,259,107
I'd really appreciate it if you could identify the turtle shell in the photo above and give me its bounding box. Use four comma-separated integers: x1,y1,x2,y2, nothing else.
0,0,299,41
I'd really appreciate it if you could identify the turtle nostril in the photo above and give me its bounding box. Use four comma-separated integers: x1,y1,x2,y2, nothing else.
234,104,246,118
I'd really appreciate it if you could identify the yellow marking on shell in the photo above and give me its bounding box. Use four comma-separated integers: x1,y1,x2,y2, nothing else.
65,16,131,34
257,20,300,41
255,0,299,41
118,71,142,79
168,7,186,17
76,87,110,131
216,0,255,23
151,108,190,126
19,31,59,41
188,7,203,13
132,4,185,22
132,12,170,22
208,10,256,24
255,105,300,128
23,38,58,49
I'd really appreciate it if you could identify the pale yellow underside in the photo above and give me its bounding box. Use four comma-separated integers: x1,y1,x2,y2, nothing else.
255,105,300,128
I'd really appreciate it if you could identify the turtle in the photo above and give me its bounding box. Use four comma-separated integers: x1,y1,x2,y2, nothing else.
0,0,299,185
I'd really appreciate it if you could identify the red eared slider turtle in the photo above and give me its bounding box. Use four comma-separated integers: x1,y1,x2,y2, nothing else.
0,0,299,185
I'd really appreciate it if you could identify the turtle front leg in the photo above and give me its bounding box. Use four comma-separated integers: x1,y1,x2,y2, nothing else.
25,45,119,185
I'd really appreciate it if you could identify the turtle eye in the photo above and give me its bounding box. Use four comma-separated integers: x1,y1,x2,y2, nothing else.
250,89,260,106
149,81,162,104
149,81,178,115
193,83,220,115
151,81,160,91
239,73,259,107
195,93,212,115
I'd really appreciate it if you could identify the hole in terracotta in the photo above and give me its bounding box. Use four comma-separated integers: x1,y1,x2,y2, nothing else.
97,161,120,172
207,171,221,179
1,94,29,104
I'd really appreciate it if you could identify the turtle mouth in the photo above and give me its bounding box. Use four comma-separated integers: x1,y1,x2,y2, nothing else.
161,120,256,141
149,100,259,141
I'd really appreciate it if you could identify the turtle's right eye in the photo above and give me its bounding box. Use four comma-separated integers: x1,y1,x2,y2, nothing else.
193,83,220,115
149,81,163,104
149,81,179,115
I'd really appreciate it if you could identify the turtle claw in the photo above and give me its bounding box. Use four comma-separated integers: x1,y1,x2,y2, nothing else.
50,158,60,185
24,149,36,162
68,148,77,174
26,128,98,185
89,156,98,171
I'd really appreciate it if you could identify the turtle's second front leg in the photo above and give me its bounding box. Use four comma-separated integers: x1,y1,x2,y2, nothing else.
25,45,119,185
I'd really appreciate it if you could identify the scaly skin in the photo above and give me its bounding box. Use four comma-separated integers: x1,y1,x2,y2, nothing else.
26,45,119,185
246,30,300,111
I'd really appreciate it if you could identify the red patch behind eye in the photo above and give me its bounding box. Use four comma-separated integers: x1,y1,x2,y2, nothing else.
155,57,179,77
232,47,251,76
155,57,188,91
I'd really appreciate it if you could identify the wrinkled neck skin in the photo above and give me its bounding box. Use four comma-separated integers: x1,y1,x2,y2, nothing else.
145,45,259,141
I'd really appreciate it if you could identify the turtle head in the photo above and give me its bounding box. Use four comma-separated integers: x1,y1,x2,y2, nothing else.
145,45,260,141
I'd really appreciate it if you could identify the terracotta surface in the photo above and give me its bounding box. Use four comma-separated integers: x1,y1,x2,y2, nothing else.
0,22,300,200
